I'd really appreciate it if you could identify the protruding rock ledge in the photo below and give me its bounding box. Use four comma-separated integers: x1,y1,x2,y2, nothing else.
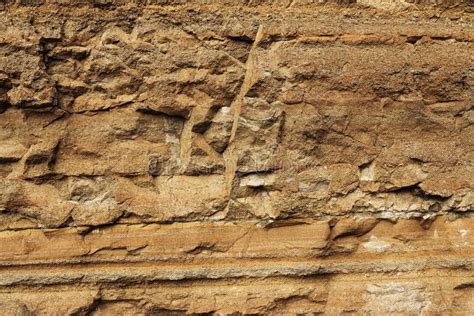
0,217,471,267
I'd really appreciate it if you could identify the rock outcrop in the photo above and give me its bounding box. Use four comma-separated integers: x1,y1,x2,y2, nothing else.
0,0,473,314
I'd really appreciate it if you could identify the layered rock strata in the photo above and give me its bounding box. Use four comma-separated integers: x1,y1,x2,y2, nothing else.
0,0,473,314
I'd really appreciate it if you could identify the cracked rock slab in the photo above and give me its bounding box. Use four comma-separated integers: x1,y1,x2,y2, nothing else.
0,0,472,314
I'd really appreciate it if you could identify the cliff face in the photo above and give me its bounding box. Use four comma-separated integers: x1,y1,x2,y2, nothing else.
0,0,473,314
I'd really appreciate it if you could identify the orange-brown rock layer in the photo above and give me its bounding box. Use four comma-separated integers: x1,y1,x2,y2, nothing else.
0,0,473,314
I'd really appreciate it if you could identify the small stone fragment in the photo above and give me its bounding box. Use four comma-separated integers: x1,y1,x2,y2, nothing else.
240,173,276,188
0,142,27,163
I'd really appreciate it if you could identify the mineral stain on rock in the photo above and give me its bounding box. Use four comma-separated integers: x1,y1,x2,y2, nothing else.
0,0,472,314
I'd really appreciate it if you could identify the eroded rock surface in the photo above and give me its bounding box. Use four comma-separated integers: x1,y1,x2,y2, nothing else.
0,0,473,314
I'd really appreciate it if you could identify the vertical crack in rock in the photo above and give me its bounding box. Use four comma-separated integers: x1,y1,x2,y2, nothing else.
224,24,265,196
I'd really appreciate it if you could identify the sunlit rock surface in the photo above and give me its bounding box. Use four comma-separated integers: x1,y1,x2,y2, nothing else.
0,0,472,314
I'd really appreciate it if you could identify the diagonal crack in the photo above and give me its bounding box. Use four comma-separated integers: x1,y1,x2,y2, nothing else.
223,25,265,199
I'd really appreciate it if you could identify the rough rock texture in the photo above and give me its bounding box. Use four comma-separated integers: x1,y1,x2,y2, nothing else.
0,0,473,314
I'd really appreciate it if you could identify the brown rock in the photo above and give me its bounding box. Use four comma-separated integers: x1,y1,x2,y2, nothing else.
0,142,27,163
0,1,472,313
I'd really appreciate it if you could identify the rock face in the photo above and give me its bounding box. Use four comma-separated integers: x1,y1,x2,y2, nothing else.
0,0,473,314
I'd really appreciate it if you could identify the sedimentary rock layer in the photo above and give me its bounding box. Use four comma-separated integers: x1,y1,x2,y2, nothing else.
0,0,473,314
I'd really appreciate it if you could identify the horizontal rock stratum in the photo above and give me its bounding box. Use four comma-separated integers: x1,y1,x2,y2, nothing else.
0,0,473,314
